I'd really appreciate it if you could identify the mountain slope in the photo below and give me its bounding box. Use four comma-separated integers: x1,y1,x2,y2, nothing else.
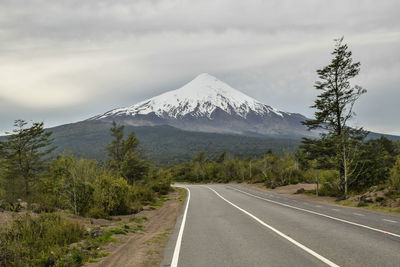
48,121,301,164
89,73,314,137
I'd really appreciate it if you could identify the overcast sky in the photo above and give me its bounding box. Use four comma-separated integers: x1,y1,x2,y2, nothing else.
1,0,399,135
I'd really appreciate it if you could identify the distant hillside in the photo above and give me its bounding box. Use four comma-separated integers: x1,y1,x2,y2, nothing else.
366,131,400,141
1,121,397,164
47,121,301,164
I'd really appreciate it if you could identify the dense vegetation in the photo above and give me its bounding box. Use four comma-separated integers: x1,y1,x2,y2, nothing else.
170,137,400,196
0,120,171,266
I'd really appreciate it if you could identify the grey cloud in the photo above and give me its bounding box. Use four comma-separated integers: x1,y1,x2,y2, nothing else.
0,0,399,135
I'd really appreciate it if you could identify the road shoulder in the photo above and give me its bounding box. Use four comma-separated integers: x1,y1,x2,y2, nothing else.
239,182,400,216
85,187,187,267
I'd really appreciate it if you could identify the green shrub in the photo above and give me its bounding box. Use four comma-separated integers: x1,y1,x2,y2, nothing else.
149,178,171,195
87,206,109,219
91,230,116,244
317,170,341,197
0,213,85,266
65,248,84,266
130,184,154,203
39,154,97,216
92,174,131,216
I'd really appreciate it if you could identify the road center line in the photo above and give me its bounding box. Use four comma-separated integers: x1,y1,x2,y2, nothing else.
230,187,400,239
207,186,340,267
171,187,191,267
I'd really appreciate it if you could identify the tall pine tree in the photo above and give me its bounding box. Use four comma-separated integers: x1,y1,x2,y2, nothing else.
302,37,367,197
0,120,55,202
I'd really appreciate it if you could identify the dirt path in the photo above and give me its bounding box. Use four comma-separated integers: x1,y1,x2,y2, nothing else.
85,188,186,267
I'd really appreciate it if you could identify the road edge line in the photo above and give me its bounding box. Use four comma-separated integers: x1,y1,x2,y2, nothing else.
207,186,340,267
230,186,400,238
171,186,191,267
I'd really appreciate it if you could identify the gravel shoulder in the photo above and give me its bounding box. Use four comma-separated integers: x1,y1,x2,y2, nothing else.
85,188,186,267
239,182,400,215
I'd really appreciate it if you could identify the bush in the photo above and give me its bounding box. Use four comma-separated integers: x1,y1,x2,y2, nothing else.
149,177,171,195
92,174,131,216
65,248,84,266
38,154,97,216
130,184,154,204
0,213,85,266
317,170,341,197
87,206,109,219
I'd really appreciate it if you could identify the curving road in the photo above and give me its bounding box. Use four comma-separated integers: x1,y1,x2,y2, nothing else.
160,184,400,267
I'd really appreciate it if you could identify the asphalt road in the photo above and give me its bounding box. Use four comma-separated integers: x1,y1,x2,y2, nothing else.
160,184,400,267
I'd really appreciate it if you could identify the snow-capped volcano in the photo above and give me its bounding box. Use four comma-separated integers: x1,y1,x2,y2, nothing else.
94,73,284,120
90,73,313,137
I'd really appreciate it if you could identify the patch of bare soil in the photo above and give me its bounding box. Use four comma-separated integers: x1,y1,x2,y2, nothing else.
0,211,20,230
85,188,186,267
0,201,38,230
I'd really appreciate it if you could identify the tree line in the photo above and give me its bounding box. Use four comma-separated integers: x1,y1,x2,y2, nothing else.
169,135,399,197
0,120,171,217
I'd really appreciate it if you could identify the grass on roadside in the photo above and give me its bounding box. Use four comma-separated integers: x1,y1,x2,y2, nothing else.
129,216,148,224
0,213,85,266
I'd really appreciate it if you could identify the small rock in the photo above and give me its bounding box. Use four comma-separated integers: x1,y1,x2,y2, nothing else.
45,257,56,266
336,195,346,201
92,229,103,238
84,244,99,251
294,188,305,194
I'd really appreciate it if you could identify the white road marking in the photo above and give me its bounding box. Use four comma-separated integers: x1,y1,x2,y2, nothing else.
230,187,400,239
315,205,323,208
332,209,340,212
383,219,398,223
207,187,340,267
171,187,191,267
352,213,365,217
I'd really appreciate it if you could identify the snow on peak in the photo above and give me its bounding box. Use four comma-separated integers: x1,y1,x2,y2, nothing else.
95,73,285,119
